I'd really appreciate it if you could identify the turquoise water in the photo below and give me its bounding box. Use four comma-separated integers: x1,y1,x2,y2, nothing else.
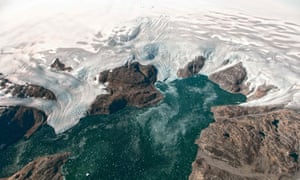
0,75,246,180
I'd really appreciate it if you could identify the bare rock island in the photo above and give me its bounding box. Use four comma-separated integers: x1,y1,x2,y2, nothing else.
0,152,70,180
0,106,47,149
190,106,300,180
89,62,163,114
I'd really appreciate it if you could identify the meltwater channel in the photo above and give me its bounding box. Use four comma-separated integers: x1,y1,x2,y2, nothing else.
0,75,245,180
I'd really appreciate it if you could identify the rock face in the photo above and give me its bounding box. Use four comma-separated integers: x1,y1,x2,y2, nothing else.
0,76,56,100
190,105,300,180
0,75,54,149
50,58,72,72
209,62,248,94
177,56,206,78
0,106,47,149
248,84,277,101
89,62,163,114
0,152,70,180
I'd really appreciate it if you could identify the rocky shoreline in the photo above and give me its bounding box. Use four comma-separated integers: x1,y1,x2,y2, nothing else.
0,106,47,150
0,74,54,150
177,56,206,78
0,62,163,179
0,153,70,180
89,62,163,114
1,58,299,179
189,106,300,180
178,59,300,179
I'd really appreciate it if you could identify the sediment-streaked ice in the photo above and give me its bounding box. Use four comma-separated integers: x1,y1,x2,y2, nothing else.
0,0,299,133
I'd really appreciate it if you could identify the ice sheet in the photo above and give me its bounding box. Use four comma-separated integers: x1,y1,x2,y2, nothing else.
0,0,299,133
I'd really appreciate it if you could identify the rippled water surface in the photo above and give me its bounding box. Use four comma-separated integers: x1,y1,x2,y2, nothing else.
0,75,245,179
0,0,299,179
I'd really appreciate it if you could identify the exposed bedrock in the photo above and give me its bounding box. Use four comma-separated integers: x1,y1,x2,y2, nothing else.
248,84,277,101
178,60,275,101
50,58,73,72
177,56,206,78
0,106,47,149
209,62,248,94
0,152,70,180
208,62,279,101
89,62,163,114
190,105,300,180
0,76,56,100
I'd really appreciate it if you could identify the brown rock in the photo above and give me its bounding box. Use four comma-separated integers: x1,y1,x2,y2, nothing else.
11,84,56,100
190,105,300,180
177,56,206,78
51,58,72,72
89,93,127,114
0,106,47,149
207,62,277,102
0,76,56,100
248,84,277,101
209,62,248,93
0,152,70,180
90,62,163,114
190,158,257,180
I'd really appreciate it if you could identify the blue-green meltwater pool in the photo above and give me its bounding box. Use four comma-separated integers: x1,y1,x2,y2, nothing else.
0,75,246,180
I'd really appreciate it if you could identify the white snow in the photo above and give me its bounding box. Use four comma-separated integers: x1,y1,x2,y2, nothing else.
0,0,299,133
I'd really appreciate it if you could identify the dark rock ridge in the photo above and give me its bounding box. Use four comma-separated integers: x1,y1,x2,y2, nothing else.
0,76,56,100
190,105,300,180
89,62,163,114
0,106,47,149
50,58,72,72
209,62,248,94
177,56,206,78
0,152,70,180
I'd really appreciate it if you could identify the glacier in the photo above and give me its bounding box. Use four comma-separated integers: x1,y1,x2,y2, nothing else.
0,0,299,133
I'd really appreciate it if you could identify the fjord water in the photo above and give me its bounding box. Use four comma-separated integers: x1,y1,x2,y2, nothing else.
0,75,245,180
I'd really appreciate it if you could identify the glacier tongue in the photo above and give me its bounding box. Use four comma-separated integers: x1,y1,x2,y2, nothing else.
0,1,300,133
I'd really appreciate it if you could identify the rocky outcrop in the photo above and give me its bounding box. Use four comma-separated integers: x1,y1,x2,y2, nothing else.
50,58,72,72
0,76,56,100
0,152,70,180
248,84,277,101
190,105,300,180
178,60,274,101
209,62,248,94
177,56,206,78
0,75,54,149
0,106,47,149
89,62,163,114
